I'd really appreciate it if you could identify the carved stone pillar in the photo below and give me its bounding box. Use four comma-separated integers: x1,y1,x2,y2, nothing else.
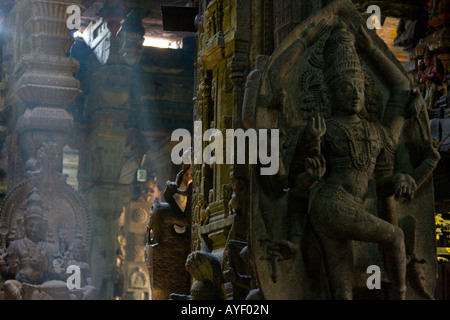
0,0,83,210
120,201,152,300
1,0,80,201
82,59,130,300
0,0,94,300
78,10,145,300
3,0,83,183
191,0,253,300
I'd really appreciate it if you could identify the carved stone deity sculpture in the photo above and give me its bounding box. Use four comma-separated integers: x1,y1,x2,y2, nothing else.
244,0,440,300
146,164,192,300
60,233,96,300
302,22,426,300
170,251,226,300
0,188,67,300
223,239,262,300
0,142,93,300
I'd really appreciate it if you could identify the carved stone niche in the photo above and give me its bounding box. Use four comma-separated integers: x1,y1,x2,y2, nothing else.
16,107,74,173
0,143,92,299
245,0,439,300
1,143,91,247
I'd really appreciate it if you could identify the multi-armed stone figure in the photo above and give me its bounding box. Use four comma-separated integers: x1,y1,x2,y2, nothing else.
243,0,440,300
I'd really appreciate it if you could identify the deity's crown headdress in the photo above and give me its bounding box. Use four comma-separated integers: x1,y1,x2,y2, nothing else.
23,187,45,221
423,48,433,58
71,232,85,249
323,21,364,83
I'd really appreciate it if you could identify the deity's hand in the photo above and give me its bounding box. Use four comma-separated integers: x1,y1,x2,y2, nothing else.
429,138,441,161
270,240,299,261
164,180,180,199
305,154,326,182
301,18,331,46
7,252,19,274
53,258,66,276
0,248,7,261
166,180,178,191
15,271,31,284
394,173,417,201
406,89,426,118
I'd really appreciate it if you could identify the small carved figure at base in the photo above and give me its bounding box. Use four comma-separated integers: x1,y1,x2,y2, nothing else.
0,189,69,300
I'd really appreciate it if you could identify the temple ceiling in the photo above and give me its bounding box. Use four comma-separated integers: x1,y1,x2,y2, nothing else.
77,0,194,44
75,0,427,41
0,0,428,43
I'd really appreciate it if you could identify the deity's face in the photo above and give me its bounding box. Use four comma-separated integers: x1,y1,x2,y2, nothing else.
328,72,365,116
424,55,433,67
71,245,85,261
24,217,44,243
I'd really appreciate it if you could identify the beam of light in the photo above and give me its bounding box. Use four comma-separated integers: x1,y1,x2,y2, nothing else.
143,37,182,49
73,30,83,38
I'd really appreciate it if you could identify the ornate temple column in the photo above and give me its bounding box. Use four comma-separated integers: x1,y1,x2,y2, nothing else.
190,0,254,299
0,0,97,301
78,8,145,300
2,0,83,183
120,198,154,300
81,55,129,299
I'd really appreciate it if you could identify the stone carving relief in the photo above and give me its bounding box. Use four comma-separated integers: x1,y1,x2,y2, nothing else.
243,0,440,300
119,9,146,67
170,250,226,300
129,266,148,289
59,233,96,300
0,142,93,300
223,239,262,300
146,164,192,300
